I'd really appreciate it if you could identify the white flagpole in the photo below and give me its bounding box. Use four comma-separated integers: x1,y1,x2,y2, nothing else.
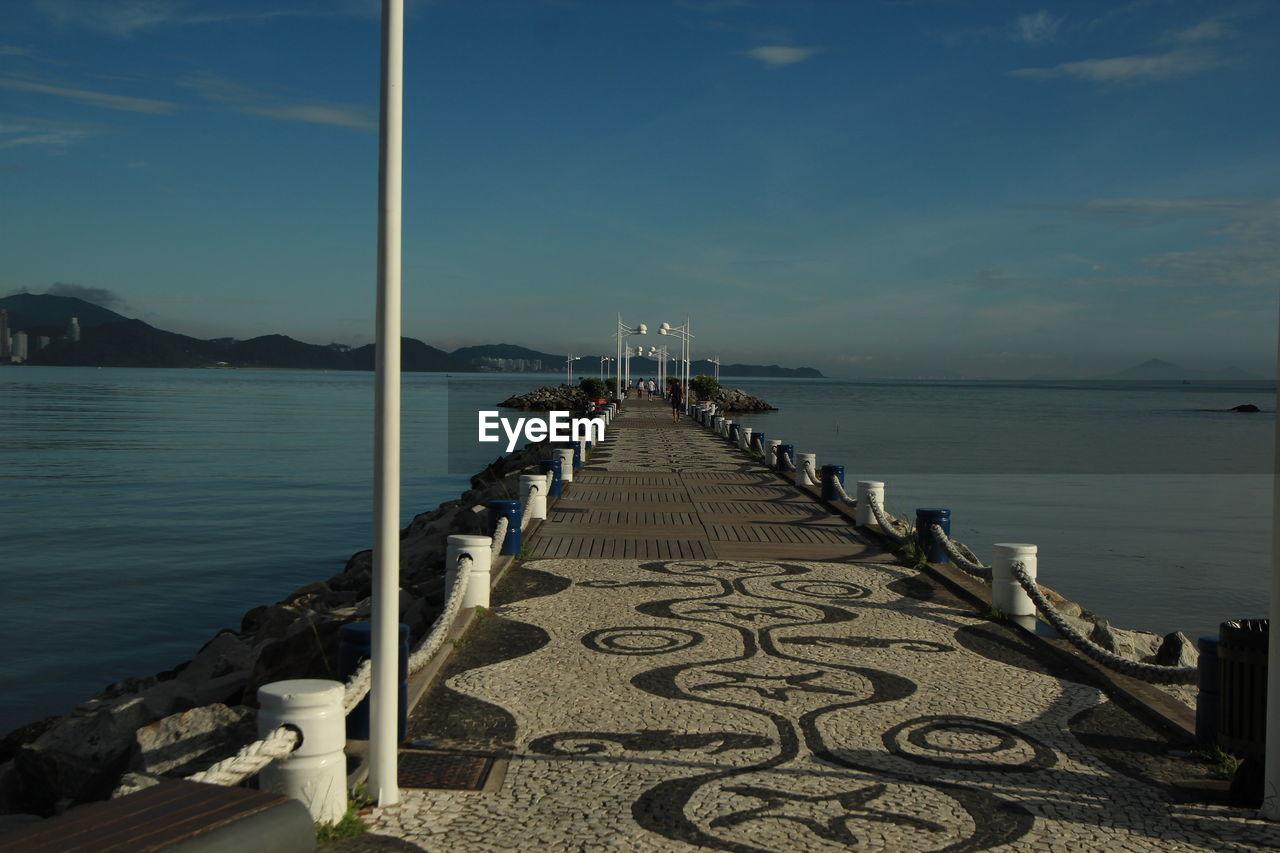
371,0,404,807
1264,303,1280,819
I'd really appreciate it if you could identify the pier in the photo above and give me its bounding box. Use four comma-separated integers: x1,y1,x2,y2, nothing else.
353,397,1277,851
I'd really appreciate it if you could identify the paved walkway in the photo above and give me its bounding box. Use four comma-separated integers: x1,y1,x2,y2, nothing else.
359,400,1279,852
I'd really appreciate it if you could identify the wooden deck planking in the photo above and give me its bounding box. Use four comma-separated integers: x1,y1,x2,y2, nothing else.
524,399,884,563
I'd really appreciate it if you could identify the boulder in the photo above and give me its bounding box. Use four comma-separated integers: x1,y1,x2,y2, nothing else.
712,388,776,412
1089,619,1162,661
1039,585,1083,619
1155,631,1199,668
130,704,255,777
178,631,254,686
240,616,342,706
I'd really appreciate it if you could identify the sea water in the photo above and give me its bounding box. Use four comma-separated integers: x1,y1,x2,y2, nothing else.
0,367,1273,733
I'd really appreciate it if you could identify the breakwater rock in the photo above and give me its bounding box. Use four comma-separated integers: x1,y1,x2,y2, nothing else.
0,441,554,817
499,385,592,411
712,388,776,412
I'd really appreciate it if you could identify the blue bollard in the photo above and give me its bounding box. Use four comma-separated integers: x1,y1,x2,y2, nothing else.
339,621,409,741
915,508,951,564
1196,636,1220,745
821,465,846,501
540,458,562,498
775,443,794,470
488,499,522,555
728,423,739,443
571,441,582,470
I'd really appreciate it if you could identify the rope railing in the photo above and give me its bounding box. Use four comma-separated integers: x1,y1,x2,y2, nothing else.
801,458,820,486
184,725,301,788
779,453,795,472
1009,561,1197,684
929,523,991,576
831,476,854,503
864,490,910,545
406,552,473,673
491,515,509,562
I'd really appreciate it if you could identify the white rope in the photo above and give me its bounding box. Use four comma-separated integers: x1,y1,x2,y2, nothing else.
801,458,820,486
407,553,473,674
831,476,854,503
929,522,991,576
342,658,373,715
184,725,300,787
865,491,909,545
491,515,509,561
1009,562,1197,684
779,452,795,472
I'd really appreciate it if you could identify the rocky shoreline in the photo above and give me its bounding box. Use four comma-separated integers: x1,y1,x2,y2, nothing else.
0,439,558,821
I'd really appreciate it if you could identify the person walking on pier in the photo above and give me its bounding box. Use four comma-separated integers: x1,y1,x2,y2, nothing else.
669,380,684,422
647,378,656,400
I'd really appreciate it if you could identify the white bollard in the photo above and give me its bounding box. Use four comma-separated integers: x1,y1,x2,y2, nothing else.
519,474,547,521
447,534,493,609
739,427,753,452
258,679,347,823
577,437,588,463
721,420,733,439
557,448,575,483
855,481,884,528
765,440,781,469
991,543,1038,632
710,415,721,433
795,453,816,487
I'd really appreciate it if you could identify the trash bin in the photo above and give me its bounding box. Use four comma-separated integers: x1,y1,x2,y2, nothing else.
1218,618,1268,758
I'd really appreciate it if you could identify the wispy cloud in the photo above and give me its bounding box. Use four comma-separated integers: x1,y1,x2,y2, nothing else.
1168,18,1233,43
0,45,32,56
1013,10,1065,44
0,77,181,113
47,282,130,311
0,117,93,151
741,46,821,68
1011,49,1220,84
31,0,328,37
179,72,374,130
1080,197,1280,288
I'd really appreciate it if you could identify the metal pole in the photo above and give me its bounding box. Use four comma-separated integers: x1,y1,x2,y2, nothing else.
1265,303,1280,819
370,0,403,807
615,315,622,404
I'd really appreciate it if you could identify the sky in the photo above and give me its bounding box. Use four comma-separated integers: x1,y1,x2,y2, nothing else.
2,0,1278,379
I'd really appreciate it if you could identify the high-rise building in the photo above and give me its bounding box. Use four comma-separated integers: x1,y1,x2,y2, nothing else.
68,316,81,342
0,308,10,361
12,330,27,362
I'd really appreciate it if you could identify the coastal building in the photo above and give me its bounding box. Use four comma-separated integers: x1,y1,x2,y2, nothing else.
36,335,49,351
68,316,80,342
12,330,27,362
0,308,9,361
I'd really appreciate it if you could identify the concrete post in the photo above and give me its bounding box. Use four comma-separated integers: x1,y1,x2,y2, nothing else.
855,481,884,528
992,543,1038,632
795,452,816,487
520,474,547,521
739,427,753,452
577,437,588,463
557,448,575,483
448,534,493,609
258,679,347,823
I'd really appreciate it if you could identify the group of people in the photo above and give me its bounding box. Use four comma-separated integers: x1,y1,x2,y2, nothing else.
624,377,660,400
622,377,685,423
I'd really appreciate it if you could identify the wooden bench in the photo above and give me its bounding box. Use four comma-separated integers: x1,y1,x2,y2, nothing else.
0,780,313,852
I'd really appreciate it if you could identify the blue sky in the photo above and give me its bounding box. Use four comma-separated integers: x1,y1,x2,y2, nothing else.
2,0,1278,378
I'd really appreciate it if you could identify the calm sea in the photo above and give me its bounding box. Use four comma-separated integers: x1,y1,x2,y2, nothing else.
0,367,1273,734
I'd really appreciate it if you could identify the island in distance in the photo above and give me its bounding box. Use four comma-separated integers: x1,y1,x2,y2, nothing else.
0,293,824,378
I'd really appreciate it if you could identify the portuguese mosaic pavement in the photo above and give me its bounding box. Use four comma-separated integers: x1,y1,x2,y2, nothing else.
363,401,1280,851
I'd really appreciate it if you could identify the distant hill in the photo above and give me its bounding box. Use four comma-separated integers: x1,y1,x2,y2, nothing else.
0,292,129,330
6,293,820,376
1092,359,1262,381
27,318,471,372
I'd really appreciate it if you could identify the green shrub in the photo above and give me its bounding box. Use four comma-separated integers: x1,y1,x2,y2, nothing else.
604,377,618,394
690,375,720,402
579,377,606,399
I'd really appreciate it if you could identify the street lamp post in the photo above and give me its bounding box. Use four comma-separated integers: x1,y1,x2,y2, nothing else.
613,315,647,404
659,317,694,412
709,355,720,381
565,355,581,386
599,355,614,381
647,345,669,390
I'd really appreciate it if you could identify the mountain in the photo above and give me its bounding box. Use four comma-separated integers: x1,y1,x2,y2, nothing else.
27,319,472,372
450,344,825,378
452,343,561,364
0,293,129,330
1092,359,1263,381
